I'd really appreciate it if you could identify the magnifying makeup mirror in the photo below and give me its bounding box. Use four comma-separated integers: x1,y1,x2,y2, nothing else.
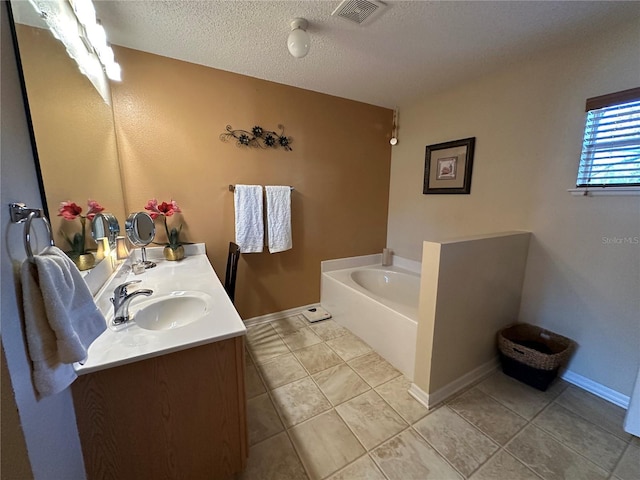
91,213,120,250
125,212,156,268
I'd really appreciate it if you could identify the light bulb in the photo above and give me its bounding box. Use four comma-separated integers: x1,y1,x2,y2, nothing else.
105,62,122,81
86,22,106,50
287,18,310,58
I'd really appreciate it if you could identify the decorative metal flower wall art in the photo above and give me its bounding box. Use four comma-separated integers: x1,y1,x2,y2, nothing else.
220,124,293,151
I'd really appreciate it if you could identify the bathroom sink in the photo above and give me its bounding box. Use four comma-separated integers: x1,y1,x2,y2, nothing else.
132,291,212,331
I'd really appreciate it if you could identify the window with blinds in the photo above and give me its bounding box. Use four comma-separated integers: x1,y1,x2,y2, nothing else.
577,87,640,187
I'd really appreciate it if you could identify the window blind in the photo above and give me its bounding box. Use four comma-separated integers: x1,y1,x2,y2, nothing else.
577,91,640,188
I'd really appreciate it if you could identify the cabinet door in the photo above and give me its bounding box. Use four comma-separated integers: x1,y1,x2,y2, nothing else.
72,337,248,479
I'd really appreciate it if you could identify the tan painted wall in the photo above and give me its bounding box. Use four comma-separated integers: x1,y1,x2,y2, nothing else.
15,24,126,253
111,47,392,319
415,232,531,395
389,19,640,395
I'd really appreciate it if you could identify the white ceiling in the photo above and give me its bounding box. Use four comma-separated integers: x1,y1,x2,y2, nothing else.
90,1,640,109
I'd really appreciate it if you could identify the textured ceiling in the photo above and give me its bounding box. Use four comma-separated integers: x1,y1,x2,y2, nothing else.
86,1,639,108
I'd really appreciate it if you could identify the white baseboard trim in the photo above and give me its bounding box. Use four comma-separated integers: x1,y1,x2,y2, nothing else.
561,370,630,409
408,383,430,409
409,358,499,409
243,303,322,327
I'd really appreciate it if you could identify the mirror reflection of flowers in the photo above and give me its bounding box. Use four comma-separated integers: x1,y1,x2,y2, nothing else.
144,199,188,251
58,200,104,257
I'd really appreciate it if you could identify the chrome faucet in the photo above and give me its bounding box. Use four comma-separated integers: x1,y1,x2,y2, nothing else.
111,281,153,325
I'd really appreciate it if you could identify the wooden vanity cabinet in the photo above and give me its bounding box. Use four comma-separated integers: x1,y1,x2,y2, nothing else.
71,336,248,479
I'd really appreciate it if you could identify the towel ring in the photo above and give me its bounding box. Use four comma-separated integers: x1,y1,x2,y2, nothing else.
24,211,54,260
9,203,55,261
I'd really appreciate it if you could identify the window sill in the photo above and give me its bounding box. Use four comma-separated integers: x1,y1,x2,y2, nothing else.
568,187,640,196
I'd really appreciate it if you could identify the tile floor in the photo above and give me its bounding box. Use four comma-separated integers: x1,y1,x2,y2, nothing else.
240,316,639,480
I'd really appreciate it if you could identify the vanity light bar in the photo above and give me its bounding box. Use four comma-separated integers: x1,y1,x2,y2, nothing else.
68,0,121,81
27,0,111,102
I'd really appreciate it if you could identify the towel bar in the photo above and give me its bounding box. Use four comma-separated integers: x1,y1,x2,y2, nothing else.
9,203,55,260
229,184,294,192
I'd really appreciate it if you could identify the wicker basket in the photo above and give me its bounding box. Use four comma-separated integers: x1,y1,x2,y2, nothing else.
498,323,574,371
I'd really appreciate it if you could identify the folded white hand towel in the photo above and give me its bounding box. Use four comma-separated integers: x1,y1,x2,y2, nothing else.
266,186,292,253
234,185,264,253
20,246,106,397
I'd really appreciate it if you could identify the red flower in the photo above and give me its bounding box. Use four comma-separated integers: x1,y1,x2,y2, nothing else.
58,201,83,220
86,200,105,220
145,199,181,219
160,200,181,217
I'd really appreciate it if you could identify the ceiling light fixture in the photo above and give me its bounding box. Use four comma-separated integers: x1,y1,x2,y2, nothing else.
390,108,399,146
287,18,310,58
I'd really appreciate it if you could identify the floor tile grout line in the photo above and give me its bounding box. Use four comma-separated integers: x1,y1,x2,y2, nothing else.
324,336,374,363
333,390,410,453
248,320,628,480
476,381,572,480
410,406,500,479
277,323,421,471
313,363,374,408
248,334,315,479
321,453,385,480
283,401,364,479
533,401,629,474
404,424,467,478
476,385,557,423
249,319,377,480
510,422,612,479
551,387,632,443
474,446,546,480
367,450,393,480
442,395,519,448
374,375,428,426
530,396,626,475
249,321,434,477
476,372,570,417
605,435,636,479
445,382,530,423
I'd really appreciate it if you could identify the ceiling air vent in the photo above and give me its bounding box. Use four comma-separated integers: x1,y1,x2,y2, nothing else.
331,0,387,25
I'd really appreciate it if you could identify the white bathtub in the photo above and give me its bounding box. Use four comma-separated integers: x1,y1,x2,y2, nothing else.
321,259,420,379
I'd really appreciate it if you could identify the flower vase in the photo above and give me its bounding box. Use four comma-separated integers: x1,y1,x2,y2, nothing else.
73,253,95,271
163,246,185,261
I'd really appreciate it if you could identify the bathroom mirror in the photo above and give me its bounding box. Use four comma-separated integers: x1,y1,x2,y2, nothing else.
9,1,127,266
125,212,156,268
91,213,120,250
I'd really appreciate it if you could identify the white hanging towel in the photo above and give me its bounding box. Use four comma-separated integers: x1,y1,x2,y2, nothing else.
20,246,107,397
234,185,264,253
265,186,292,253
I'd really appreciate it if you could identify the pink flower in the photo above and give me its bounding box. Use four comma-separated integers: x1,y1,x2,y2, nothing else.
144,198,161,219
85,200,104,220
145,199,181,219
58,201,83,220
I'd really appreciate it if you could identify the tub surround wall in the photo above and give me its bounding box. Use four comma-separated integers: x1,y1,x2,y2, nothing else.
111,46,392,321
413,232,531,407
387,18,640,397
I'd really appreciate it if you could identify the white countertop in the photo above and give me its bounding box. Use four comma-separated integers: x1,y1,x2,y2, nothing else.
75,244,246,374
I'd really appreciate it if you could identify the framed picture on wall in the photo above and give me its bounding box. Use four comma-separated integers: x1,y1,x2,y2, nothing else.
423,137,476,194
